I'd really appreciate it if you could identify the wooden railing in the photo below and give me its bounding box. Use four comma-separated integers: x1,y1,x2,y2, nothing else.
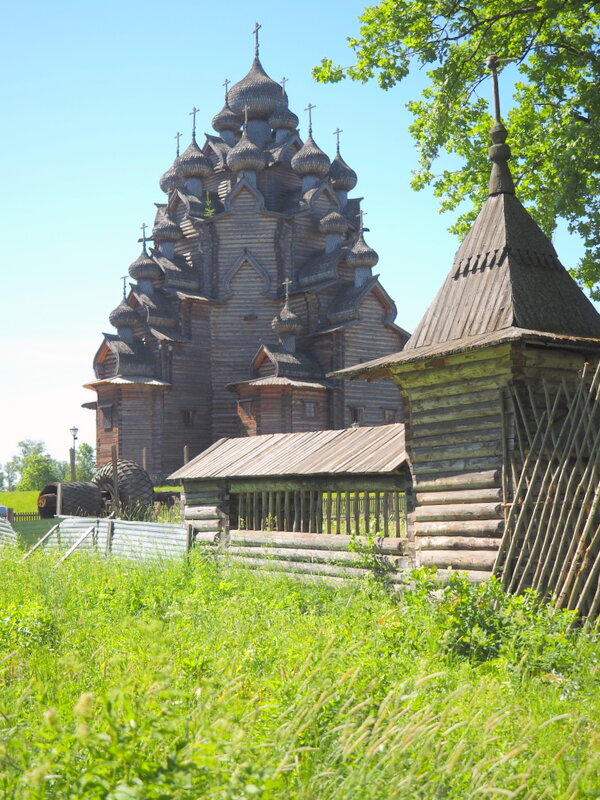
232,490,406,537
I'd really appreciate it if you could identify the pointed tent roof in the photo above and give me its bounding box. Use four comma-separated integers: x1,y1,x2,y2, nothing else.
405,70,600,350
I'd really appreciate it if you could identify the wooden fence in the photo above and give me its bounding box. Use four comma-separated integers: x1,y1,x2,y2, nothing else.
232,490,406,537
495,365,600,617
12,512,41,522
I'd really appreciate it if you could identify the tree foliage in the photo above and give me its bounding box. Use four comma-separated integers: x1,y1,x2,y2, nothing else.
314,1,600,297
1,440,94,492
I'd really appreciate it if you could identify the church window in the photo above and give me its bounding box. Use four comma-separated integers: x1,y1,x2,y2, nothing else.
181,410,195,428
382,408,397,423
349,406,364,425
238,399,254,419
100,404,113,431
303,401,317,418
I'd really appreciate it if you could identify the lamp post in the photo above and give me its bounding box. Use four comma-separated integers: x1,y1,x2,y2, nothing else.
69,426,79,481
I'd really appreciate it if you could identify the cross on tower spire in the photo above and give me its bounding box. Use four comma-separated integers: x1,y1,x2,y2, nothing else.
281,76,288,96
333,127,343,154
223,77,230,99
252,22,261,57
174,131,182,157
138,222,150,252
189,106,199,138
485,54,502,122
304,103,316,136
120,275,128,299
358,209,367,233
282,278,292,303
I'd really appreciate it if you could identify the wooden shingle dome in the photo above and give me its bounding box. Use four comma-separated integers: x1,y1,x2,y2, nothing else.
226,128,265,172
176,137,212,179
329,151,357,192
228,56,286,120
109,299,138,329
291,134,330,177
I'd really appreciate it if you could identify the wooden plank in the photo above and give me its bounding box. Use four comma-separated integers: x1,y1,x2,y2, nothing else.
229,475,408,493
414,470,500,490
415,503,502,522
416,488,502,505
418,536,502,551
197,530,407,553
415,519,503,536
418,549,497,570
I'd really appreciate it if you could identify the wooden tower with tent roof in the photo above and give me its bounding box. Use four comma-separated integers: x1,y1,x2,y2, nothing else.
84,27,409,481
336,55,600,583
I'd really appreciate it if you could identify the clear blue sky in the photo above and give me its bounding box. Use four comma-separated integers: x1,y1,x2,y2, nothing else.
0,0,590,467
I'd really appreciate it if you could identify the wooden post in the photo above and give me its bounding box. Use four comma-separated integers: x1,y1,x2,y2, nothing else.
105,519,114,556
111,445,120,516
57,483,63,517
69,447,76,481
142,447,147,471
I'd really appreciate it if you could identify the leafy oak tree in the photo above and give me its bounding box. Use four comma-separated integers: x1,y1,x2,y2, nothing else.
314,1,600,297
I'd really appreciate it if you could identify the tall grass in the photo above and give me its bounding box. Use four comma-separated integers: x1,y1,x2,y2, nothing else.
0,548,598,799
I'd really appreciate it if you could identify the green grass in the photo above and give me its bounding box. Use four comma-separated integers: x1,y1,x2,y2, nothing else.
0,549,598,799
0,490,39,512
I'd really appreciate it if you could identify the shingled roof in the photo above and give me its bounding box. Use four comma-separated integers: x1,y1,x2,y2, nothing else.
334,91,600,380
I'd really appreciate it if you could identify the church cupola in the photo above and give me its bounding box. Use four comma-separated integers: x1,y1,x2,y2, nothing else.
176,110,212,196
291,104,330,192
109,298,138,343
319,211,348,253
328,130,357,205
152,215,181,260
226,107,265,182
159,132,184,194
128,225,162,294
272,281,303,353
212,81,241,147
269,106,299,144
347,213,379,287
228,28,286,147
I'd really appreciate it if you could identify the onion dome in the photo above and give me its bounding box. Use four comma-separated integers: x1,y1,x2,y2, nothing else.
159,163,180,194
226,128,265,172
128,248,162,282
318,211,347,235
152,216,181,244
109,299,138,329
291,135,331,178
269,107,299,132
272,300,303,339
212,101,241,133
346,231,379,269
228,57,287,120
175,137,212,179
329,152,357,192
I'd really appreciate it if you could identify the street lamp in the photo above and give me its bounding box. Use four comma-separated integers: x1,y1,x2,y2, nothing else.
69,426,79,481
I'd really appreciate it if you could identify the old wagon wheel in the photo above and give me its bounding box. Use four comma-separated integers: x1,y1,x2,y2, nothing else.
92,459,154,514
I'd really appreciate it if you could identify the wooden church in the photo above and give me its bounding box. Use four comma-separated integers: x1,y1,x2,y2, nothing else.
84,39,409,481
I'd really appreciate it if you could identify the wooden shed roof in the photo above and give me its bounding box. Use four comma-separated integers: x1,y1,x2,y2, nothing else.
170,423,407,480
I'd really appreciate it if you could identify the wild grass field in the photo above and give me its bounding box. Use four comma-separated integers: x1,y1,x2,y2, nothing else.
0,547,598,799
0,490,39,512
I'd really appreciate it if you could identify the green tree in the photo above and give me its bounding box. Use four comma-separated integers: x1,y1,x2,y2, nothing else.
314,1,600,297
74,443,96,482
18,452,57,491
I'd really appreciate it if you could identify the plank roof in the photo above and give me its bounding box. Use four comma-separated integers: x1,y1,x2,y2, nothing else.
170,423,407,480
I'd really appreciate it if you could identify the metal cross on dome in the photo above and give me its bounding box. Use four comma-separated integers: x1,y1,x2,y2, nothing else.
120,275,128,299
333,127,343,153
359,209,368,232
189,106,200,137
223,77,230,99
252,22,261,57
281,76,288,96
485,54,502,122
282,278,292,302
174,131,182,157
138,222,150,251
304,103,316,136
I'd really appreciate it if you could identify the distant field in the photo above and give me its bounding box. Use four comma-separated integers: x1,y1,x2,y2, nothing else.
0,490,38,512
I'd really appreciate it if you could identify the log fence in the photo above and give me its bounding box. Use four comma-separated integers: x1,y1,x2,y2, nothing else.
495,365,600,617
